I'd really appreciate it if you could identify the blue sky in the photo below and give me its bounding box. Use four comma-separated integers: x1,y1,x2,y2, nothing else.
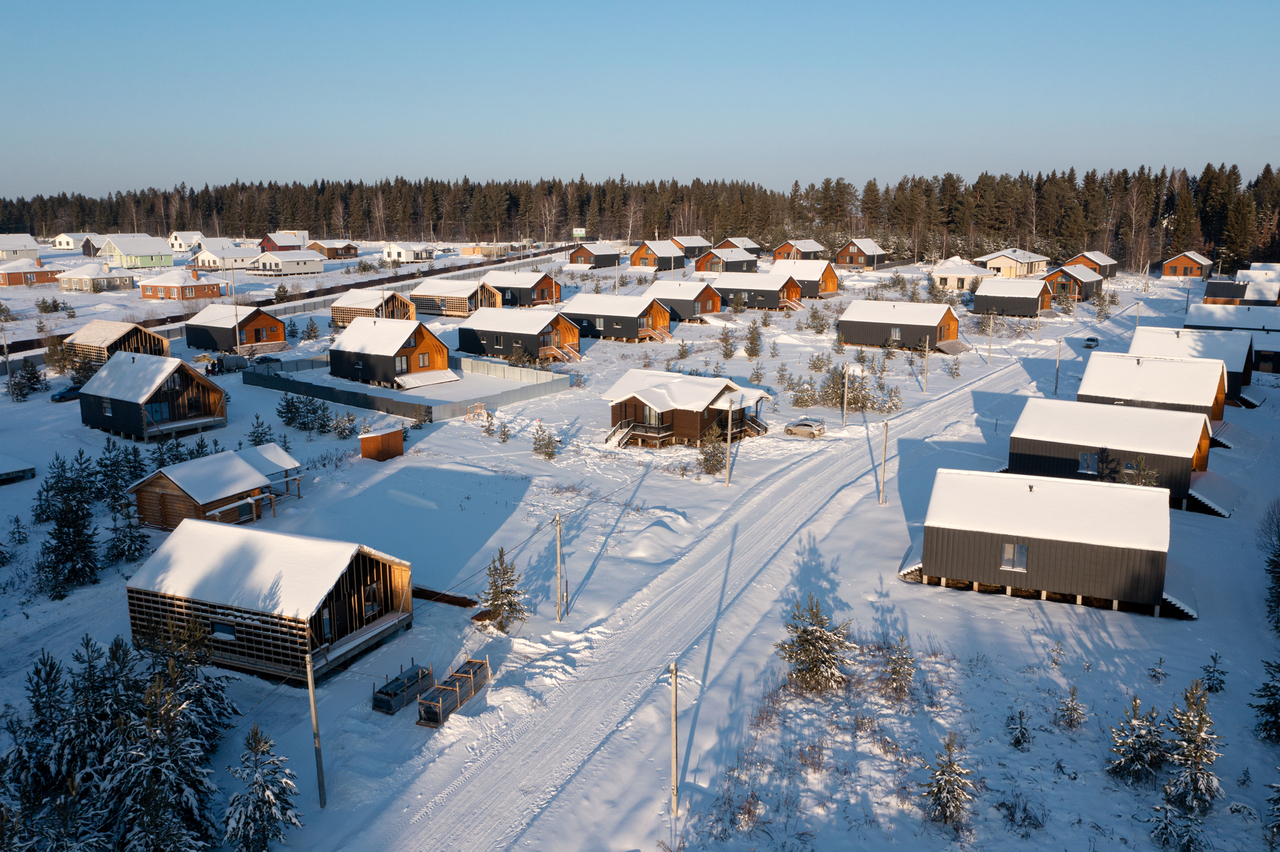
3,0,1277,197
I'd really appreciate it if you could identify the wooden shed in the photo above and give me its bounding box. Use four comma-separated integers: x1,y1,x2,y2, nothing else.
922,469,1173,613
410,279,500,317
630,240,686,271
694,247,758,273
1064,251,1118,279
126,520,413,682
64,319,170,366
1007,398,1211,506
79,352,226,441
561,294,672,342
456,308,581,361
973,278,1052,316
1163,251,1213,279
1077,352,1227,422
975,248,1049,278
671,236,712,259
834,238,886,269
1042,265,1102,301
1129,327,1255,401
772,239,825,261
771,260,839,298
644,280,721,323
601,369,769,448
568,242,621,268
185,304,287,353
329,288,416,329
712,272,802,311
360,426,404,462
308,239,359,259
837,301,959,350
715,237,762,257
329,318,449,388
481,271,560,307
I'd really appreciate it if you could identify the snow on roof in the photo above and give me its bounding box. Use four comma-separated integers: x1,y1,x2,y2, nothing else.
700,247,756,263
561,293,659,318
1169,250,1211,266
975,248,1049,264
459,307,562,335
771,259,832,280
0,234,39,250
101,236,172,256
197,246,259,259
56,263,134,280
64,319,148,348
1251,329,1280,353
86,233,148,247
187,303,270,328
127,519,402,619
1253,263,1280,272
1010,398,1208,458
1072,251,1117,266
672,235,712,249
1243,279,1280,302
331,288,403,309
637,240,685,258
1185,303,1280,331
847,238,884,256
411,279,490,298
265,232,306,245
933,256,996,278
1050,265,1102,283
331,317,426,357
721,237,760,250
1078,352,1225,407
975,278,1051,298
839,300,955,325
142,452,271,506
925,469,1169,553
170,231,202,242
0,258,50,273
258,250,324,262
145,268,229,288
480,270,549,290
601,369,768,411
236,442,302,478
80,351,186,403
645,280,716,302
778,239,825,253
1128,327,1252,372
0,454,34,479
712,272,795,292
576,242,619,255
194,237,238,251
309,239,356,249
386,241,431,251
55,232,96,242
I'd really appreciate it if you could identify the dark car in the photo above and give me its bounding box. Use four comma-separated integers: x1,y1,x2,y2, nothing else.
50,386,82,403
252,355,282,365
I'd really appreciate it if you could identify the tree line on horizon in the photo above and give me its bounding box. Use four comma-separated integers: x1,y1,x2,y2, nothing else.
1,163,1276,272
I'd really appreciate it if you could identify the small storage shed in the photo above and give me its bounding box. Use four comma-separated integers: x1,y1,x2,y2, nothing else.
837,301,959,350
1077,352,1227,422
79,352,227,441
126,520,413,681
715,236,762,257
1007,398,1210,504
973,278,1052,316
712,272,802,310
834,238,886,269
1163,251,1213,279
0,454,36,486
772,239,825,261
693,247,758,273
567,242,621,268
601,369,769,448
630,240,686,270
64,319,170,366
771,259,839,298
139,268,227,301
643,280,721,322
1064,251,1118,279
974,248,1049,278
329,288,415,329
252,250,325,276
361,426,405,462
922,469,1171,611
308,239,359,259
1129,327,1254,399
456,308,580,361
932,256,997,291
56,262,136,292
481,271,560,307
329,318,448,388
410,279,500,316
561,294,671,342
185,304,286,352
1042,265,1103,300
671,236,712,259
0,258,60,287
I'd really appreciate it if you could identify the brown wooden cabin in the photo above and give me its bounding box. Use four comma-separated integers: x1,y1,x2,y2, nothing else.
1064,251,1118,279
360,427,404,461
693,248,757,273
139,268,224,301
629,241,686,270
771,239,825,261
482,271,561,307
79,352,227,441
715,237,763,257
834,239,887,269
329,317,449,388
329,289,416,329
456,309,581,361
601,369,769,449
568,243,621,268
1163,251,1213,279
771,260,839,298
1042,265,1102,300
64,320,170,366
837,302,959,349
185,305,287,353
126,520,413,682
670,236,712,259
308,239,359,259
644,281,721,322
712,272,803,311
410,280,501,317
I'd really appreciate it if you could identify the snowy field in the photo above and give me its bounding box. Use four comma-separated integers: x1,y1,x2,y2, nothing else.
2,264,1277,851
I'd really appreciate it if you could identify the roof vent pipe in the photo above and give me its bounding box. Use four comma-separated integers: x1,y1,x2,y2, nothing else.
1028,484,1034,492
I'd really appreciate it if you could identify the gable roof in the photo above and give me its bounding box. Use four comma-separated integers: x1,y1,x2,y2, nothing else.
264,232,306,246
100,236,172,256
331,288,406,310
561,293,660,318
169,231,203,243
644,280,717,302
1168,250,1211,266
86,233,148,248
126,519,404,619
133,452,270,506
192,237,239,252
844,238,885,256
1069,251,1117,266
839,300,956,325
237,442,303,479
0,258,56,274
777,239,825,253
712,272,796,292
80,352,193,403
635,240,685,259
771,259,833,280
64,319,150,349
671,235,711,249
480,270,551,291
308,239,357,249
933,256,996,278
721,237,760,250
1049,265,1102,283
601,369,769,412
0,234,39,251
56,262,135,281
925,469,1169,552
385,241,432,252
257,250,325,262
459,307,563,335
187,303,273,329
699,247,756,264
195,246,259,260
975,248,1049,264
975,278,1052,298
411,279,493,298
144,268,229,289
1128,327,1252,374
1010,398,1208,459
330,317,430,357
575,242,619,256
1078,352,1226,408
1186,303,1280,331
54,232,97,242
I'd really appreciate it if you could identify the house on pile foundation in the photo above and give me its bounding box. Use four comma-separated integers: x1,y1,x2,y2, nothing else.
834,238,886,269
630,241,686,271
328,318,449,388
329,288,415,329
561,294,671,342
693,247,758,273
643,280,721,323
79,352,226,441
975,248,1049,278
601,369,769,448
64,320,170,366
482,271,560,306
973,278,1052,316
1064,251,1118,279
1077,352,1227,422
712,272,802,311
185,305,286,353
715,236,762,257
409,279,500,317
456,308,580,361
837,301,959,350
771,259,839,299
567,242,620,268
772,239,825,261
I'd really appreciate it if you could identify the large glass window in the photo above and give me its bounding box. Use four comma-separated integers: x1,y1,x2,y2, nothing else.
1078,452,1099,474
1000,543,1028,572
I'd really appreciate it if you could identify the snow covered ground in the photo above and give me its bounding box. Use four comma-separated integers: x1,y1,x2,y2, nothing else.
2,265,1276,851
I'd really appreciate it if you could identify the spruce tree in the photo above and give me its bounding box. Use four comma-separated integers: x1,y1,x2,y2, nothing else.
106,504,150,564
18,358,48,393
1266,771,1280,849
1251,659,1280,742
34,454,100,598
532,422,557,460
331,411,358,439
698,422,726,476
1257,496,1280,633
224,724,304,852
482,411,496,437
6,367,29,401
1007,708,1033,751
302,317,320,341
883,634,916,702
273,284,288,304
921,731,973,827
71,357,99,387
285,318,299,340
479,548,528,633
499,422,510,443
246,414,275,446
1201,653,1227,694
1108,696,1168,786
745,319,762,358
1164,679,1222,816
719,327,735,359
1055,685,1088,731
773,592,852,692
275,393,300,428
32,453,71,524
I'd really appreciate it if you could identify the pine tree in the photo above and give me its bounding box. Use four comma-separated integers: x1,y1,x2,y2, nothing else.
1251,659,1280,742
246,414,275,446
1201,653,1227,694
921,731,973,827
1164,679,1222,816
482,411,496,437
1108,696,1168,786
224,724,303,852
498,421,510,443
1266,771,1280,849
273,284,288,304
18,358,48,393
719,327,735,359
773,592,853,692
749,361,765,385
331,411,358,439
302,317,319,341
745,320,762,358
32,453,71,524
34,453,100,598
883,634,916,702
6,366,29,401
532,422,556,460
1055,685,1087,731
275,393,300,428
479,548,528,633
285,319,299,340
698,422,726,476
106,504,150,564
1007,708,1033,751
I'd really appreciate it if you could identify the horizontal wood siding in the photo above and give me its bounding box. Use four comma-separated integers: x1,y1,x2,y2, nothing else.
1007,437,1193,500
973,294,1041,316
838,318,952,349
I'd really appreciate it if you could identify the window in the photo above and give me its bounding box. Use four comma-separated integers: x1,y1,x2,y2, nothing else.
238,502,254,520
184,287,194,297
494,335,504,348
239,329,247,344
322,607,332,641
418,353,429,368
102,399,112,417
889,326,901,340
394,355,408,374
144,286,152,295
212,622,237,641
1078,451,1099,474
363,582,379,618
1000,543,1028,572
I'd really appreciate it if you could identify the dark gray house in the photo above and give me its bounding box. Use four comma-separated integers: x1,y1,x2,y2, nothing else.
1007,398,1211,506
671,236,713,259
184,304,285,352
922,468,1172,613
644,280,721,323
1077,352,1227,422
567,243,621,268
79,352,227,441
712,272,803,311
560,294,672,342
838,301,959,350
972,279,1052,316
328,318,449,388
455,308,581,361
1129,327,1255,401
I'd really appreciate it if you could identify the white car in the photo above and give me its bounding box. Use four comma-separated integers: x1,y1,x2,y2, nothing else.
784,418,826,438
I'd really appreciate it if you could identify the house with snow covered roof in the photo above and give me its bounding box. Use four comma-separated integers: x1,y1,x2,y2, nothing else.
711,272,802,311
98,236,174,268
771,259,839,298
600,369,770,449
1064,251,1118,279
329,288,415,329
834,238,886,269
1077,352,1227,422
0,234,40,260
0,258,60,286
1007,398,1211,506
1042,264,1103,300
922,469,1174,615
1129,327,1254,400
126,519,413,681
715,236,762,257
56,262,136,292
409,279,500,317
259,231,308,253
567,242,621,268
383,242,433,264
1162,251,1212,279
481,270,560,307
185,304,285,352
192,246,259,271
1203,272,1279,307
630,240,687,271
772,239,825,261
189,236,238,256
81,233,149,257
64,320,169,366
974,248,1049,278
838,301,959,350
693,247,758,273
252,249,325,276
139,267,227,301
1185,303,1280,333
561,294,672,342
973,278,1052,316
456,308,580,361
932,256,997,291
308,239,359,259
168,231,204,252
329,318,448,388
79,352,226,440
670,235,712,259
126,442,303,530
643,280,720,323
53,232,97,252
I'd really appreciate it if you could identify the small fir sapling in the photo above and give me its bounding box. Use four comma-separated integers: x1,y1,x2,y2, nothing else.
749,361,765,385
921,731,973,828
246,414,275,446
18,358,49,393
1239,767,1252,787
1055,685,1087,731
1267,773,1280,849
8,515,29,547
769,340,780,358
302,317,320,340
286,319,299,339
1250,659,1280,742
532,422,557,460
698,423,726,476
1108,696,1169,786
479,547,528,633
676,339,692,359
719,327,735,359
224,723,303,852
1201,653,1227,693
945,356,962,379
1164,679,1223,816
498,421,510,443
1049,639,1066,667
773,592,853,693
330,411,358,439
410,405,429,430
1148,806,1210,852
883,634,916,702
731,291,745,314
482,411,496,437
1007,708,1033,751
745,320,762,358
1150,657,1169,684
1255,495,1280,634
105,504,149,564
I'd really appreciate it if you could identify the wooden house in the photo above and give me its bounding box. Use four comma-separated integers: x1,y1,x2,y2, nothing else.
252,250,325,276
671,236,712,259
561,294,671,342
1077,352,1227,422
715,237,762,257
81,233,148,257
1064,251,1118,279
410,279,500,317
308,239,359,259
456,308,580,361
601,369,769,449
834,238,886,269
168,231,204,252
481,271,560,307
772,239,825,261
64,320,170,366
329,288,415,329
974,248,1049,278
932,256,997,291
139,268,227,301
644,280,720,323
53,232,96,252
259,232,307,253
1007,398,1211,506
1043,265,1103,300
98,236,174,269
1203,274,1278,306
0,234,40,261
56,262,136,292
126,519,413,681
837,301,959,350
711,272,802,310
0,258,60,287
1129,327,1255,400
771,259,839,298
79,352,226,441
972,278,1052,316
360,427,404,462
922,469,1172,613
185,304,286,352
630,240,686,270
567,242,620,268
693,247,758,273
192,246,259,271
383,242,433,264
1184,305,1280,374
1163,251,1213,279
328,318,449,389
126,442,302,530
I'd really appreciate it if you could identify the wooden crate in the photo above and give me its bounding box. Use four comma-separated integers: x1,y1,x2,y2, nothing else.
416,658,491,728
372,664,432,715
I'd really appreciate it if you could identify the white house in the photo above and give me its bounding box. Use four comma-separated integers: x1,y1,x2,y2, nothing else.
932,256,998,290
168,231,204,252
383,242,434,264
252,250,326,276
53,232,97,252
975,248,1050,278
0,234,40,261
192,247,260,271
56,263,137,292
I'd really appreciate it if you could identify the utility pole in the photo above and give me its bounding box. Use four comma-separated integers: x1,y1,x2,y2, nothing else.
1136,302,1141,328
724,409,731,487
670,661,679,821
879,421,888,505
1054,338,1061,397
923,335,929,393
986,313,993,363
305,653,327,809
1,320,10,399
841,363,849,425
555,512,564,622
1035,313,1040,343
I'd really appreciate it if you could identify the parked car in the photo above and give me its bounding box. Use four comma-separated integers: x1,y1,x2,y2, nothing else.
252,355,282,365
1083,336,1100,349
784,417,826,438
50,386,82,403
